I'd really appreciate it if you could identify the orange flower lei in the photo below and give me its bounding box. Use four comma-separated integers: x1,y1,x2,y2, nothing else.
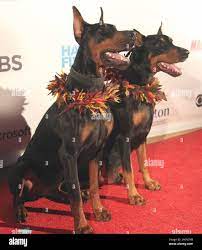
47,72,120,115
104,69,167,106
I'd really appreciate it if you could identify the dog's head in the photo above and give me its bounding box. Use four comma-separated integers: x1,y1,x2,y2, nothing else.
127,23,189,82
73,6,143,74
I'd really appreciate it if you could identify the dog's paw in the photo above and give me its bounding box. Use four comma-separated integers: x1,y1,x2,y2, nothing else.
16,205,28,223
129,194,146,206
75,224,94,234
94,208,111,222
145,179,161,191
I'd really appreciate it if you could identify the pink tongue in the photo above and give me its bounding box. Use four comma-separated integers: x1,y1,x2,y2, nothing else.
158,62,182,76
105,52,129,62
168,64,180,71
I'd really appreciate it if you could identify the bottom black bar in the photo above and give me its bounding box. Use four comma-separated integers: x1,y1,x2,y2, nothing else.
0,234,201,249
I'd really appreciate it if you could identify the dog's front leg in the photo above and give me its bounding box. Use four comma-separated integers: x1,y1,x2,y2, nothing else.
59,145,93,234
89,159,111,221
136,142,161,191
118,135,145,205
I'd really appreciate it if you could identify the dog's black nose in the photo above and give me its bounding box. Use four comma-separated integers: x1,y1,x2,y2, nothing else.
181,48,189,56
184,49,190,55
180,48,189,59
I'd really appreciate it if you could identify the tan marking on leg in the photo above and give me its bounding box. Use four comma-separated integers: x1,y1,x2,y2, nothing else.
123,169,138,197
123,170,145,205
136,142,161,191
136,142,151,182
89,160,103,210
70,199,92,234
89,160,111,221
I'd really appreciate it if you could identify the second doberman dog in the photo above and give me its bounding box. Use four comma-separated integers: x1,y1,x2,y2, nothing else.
104,23,189,205
8,7,142,233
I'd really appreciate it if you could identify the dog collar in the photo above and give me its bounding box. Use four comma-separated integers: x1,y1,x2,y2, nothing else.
122,78,167,105
104,68,167,106
47,71,120,115
69,67,104,90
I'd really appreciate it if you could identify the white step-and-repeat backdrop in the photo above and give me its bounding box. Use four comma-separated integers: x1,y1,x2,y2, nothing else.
0,0,202,166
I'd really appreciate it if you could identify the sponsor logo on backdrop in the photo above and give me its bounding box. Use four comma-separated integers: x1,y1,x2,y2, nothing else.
190,40,202,51
153,107,170,125
154,107,170,119
0,55,22,72
196,94,202,107
61,45,78,69
0,126,31,141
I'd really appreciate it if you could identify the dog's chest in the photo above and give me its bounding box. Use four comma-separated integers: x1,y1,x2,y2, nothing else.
132,105,151,127
80,111,114,144
130,103,154,148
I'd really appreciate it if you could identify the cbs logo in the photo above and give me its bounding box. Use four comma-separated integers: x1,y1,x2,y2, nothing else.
196,94,202,107
0,55,22,72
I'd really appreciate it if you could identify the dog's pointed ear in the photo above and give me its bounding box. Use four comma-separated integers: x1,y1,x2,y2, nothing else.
133,29,145,47
99,7,104,26
73,6,85,44
157,22,163,35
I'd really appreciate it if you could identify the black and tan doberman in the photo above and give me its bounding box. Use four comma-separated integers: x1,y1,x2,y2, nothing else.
8,6,143,234
104,23,189,205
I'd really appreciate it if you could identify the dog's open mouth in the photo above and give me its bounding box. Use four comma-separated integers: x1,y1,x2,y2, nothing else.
152,62,182,77
101,50,130,70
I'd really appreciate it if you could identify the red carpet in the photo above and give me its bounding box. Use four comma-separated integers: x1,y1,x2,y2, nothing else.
0,130,202,234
